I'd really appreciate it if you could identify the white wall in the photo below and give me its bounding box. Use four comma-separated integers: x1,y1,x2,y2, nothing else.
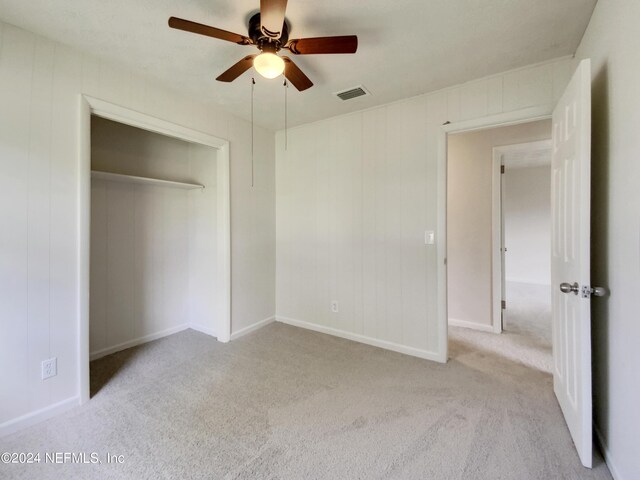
447,121,551,330
504,165,551,285
0,20,275,434
276,58,573,359
90,118,218,359
575,1,640,478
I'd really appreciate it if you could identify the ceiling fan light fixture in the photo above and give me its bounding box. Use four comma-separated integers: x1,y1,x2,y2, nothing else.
253,52,285,79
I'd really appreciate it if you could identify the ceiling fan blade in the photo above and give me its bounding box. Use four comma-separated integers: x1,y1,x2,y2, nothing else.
260,0,288,38
286,35,358,55
282,56,313,91
216,55,257,82
169,17,252,45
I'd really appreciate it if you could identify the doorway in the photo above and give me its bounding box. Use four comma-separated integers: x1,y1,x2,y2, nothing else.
437,59,594,467
446,120,553,372
497,141,553,347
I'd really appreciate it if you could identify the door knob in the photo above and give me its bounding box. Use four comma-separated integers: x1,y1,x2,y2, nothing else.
560,282,580,295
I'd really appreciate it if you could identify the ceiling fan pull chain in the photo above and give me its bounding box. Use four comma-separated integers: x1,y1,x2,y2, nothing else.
251,77,255,188
284,79,288,151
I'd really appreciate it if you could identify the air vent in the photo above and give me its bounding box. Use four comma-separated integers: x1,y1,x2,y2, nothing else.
335,85,370,101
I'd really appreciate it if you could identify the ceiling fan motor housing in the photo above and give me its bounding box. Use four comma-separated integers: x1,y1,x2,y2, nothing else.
248,13,289,51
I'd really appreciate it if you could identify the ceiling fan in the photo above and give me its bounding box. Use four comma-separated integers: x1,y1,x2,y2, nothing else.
168,0,358,91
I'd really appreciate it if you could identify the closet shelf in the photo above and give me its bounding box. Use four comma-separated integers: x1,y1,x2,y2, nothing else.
91,171,204,190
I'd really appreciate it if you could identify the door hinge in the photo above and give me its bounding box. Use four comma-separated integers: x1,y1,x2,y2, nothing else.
501,165,505,174
501,300,506,309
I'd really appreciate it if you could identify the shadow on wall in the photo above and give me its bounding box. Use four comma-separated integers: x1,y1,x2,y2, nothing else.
590,61,610,441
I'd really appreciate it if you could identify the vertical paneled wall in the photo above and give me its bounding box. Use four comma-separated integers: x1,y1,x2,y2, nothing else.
275,57,575,360
90,180,191,358
0,20,275,431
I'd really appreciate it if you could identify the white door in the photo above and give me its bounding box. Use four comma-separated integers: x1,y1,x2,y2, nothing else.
551,58,593,468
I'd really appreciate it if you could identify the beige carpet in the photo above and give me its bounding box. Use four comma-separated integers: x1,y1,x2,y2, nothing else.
450,281,554,375
504,281,552,347
1,323,611,479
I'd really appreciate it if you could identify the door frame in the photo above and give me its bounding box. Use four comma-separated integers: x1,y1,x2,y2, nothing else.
491,139,553,333
78,95,231,404
437,106,552,361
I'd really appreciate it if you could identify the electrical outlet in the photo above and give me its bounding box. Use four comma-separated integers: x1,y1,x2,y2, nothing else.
42,358,57,380
331,301,339,313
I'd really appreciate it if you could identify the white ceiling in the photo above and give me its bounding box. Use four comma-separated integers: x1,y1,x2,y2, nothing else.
0,0,597,130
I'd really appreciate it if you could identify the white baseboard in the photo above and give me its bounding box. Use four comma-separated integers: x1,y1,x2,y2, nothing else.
0,396,80,438
448,318,497,333
230,316,275,340
90,324,190,361
595,425,623,480
276,316,443,363
188,323,217,338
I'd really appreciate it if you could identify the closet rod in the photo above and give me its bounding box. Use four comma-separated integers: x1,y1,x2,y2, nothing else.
91,171,204,190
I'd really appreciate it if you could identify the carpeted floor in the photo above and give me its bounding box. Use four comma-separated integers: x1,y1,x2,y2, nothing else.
504,281,552,346
450,281,554,374
1,323,611,480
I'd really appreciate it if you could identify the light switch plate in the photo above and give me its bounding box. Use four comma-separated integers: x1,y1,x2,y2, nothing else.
425,230,435,245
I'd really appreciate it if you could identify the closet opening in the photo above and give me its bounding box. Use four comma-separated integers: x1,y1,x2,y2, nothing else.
82,105,230,399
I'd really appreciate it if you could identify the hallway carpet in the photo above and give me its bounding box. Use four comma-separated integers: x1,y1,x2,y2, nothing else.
0,324,611,479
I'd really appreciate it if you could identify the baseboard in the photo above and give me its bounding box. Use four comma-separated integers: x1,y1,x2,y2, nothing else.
595,425,624,480
230,316,275,340
0,396,80,438
448,318,496,333
276,316,443,363
90,324,190,361
188,323,217,338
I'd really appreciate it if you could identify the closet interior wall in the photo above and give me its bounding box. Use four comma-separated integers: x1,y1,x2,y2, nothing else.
90,116,217,359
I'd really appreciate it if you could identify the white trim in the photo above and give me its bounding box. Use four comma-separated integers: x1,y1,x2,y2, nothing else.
438,106,554,361
594,425,623,480
230,316,276,340
85,97,227,149
215,142,231,343
79,95,232,404
448,318,496,333
491,147,504,334
188,324,218,338
276,316,443,363
0,396,80,438
90,324,190,361
441,106,552,136
495,139,552,162
436,114,449,362
78,96,91,405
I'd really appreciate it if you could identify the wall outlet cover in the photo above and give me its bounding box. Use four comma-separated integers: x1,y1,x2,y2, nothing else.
42,357,57,380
